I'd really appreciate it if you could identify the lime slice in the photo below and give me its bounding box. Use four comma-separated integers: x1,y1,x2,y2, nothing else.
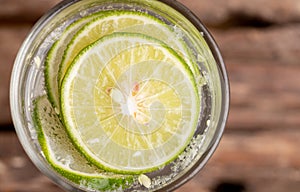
45,12,104,112
58,10,189,87
61,33,200,174
56,11,202,113
33,96,134,191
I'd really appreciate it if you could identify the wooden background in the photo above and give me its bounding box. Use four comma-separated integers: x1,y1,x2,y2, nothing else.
1,0,300,191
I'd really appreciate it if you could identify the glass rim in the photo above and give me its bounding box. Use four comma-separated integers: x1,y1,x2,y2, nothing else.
10,0,230,191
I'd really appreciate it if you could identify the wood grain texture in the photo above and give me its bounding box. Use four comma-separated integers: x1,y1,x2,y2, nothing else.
1,131,300,192
179,0,300,27
0,0,61,23
212,25,300,131
1,0,300,191
0,132,62,192
176,130,300,192
0,25,31,125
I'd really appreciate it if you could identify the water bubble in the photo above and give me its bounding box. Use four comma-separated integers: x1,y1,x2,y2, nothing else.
34,56,41,69
79,10,88,17
206,119,211,127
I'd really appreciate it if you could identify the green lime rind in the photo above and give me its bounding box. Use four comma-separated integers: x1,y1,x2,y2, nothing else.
44,11,105,113
119,23,201,78
60,32,200,174
33,95,134,191
114,10,202,86
45,41,60,112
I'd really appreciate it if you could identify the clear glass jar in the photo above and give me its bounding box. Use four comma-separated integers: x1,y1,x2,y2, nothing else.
10,0,229,191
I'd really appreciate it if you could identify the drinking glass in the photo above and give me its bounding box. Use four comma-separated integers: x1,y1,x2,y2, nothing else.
10,0,229,191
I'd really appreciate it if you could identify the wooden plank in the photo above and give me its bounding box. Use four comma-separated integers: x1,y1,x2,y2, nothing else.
211,25,300,65
178,164,300,192
227,61,300,130
176,130,300,192
0,25,32,125
0,0,61,23
1,1,300,192
2,0,300,27
179,0,300,27
0,132,63,192
1,130,300,191
209,25,300,130
214,131,300,168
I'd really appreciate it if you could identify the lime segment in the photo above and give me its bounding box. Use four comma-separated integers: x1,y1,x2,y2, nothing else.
61,33,200,174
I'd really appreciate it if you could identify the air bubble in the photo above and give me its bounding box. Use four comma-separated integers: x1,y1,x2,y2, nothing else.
54,107,60,115
206,119,211,127
197,54,205,62
34,56,41,69
79,10,88,17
